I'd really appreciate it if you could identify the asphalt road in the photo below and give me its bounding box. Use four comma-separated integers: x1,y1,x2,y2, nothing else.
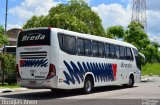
0,76,160,105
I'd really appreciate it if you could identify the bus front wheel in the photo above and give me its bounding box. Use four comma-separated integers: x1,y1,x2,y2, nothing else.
123,75,134,88
128,75,134,87
83,76,93,94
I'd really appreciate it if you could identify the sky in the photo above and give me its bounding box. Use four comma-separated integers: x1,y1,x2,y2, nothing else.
0,0,160,43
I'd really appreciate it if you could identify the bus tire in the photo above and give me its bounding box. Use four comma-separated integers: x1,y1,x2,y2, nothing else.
123,75,134,88
83,76,93,94
128,75,134,87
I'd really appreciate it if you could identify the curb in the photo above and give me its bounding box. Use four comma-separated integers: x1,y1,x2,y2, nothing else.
141,76,154,82
141,78,150,82
0,88,28,93
0,88,12,93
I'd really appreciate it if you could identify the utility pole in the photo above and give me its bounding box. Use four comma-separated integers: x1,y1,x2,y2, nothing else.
5,0,8,33
131,0,147,32
2,0,8,86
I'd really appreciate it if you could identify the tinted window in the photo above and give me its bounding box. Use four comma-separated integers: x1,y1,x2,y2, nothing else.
77,38,84,55
58,34,76,54
18,29,50,47
84,39,92,56
133,48,141,69
4,47,16,54
125,47,133,60
109,44,116,58
98,42,105,57
120,46,125,59
105,43,110,58
133,49,138,57
5,47,16,53
116,45,120,59
92,41,98,57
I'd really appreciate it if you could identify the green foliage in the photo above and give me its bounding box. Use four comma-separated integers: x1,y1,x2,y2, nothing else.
23,2,160,63
0,25,8,47
141,44,160,63
0,53,16,73
142,63,160,76
105,22,160,63
0,84,20,88
124,21,160,63
124,22,150,50
106,26,125,39
23,0,105,36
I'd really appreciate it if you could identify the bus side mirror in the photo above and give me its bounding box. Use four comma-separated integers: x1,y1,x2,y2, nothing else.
138,53,146,64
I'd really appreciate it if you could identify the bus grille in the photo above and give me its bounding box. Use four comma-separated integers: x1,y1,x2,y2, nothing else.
20,51,47,59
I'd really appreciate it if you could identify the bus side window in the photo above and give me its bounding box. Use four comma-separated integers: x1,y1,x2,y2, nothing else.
92,41,98,57
116,45,120,59
77,38,85,55
125,47,129,60
58,34,77,55
105,43,110,58
120,46,125,60
98,42,105,58
84,39,92,56
125,47,133,60
130,48,134,60
109,44,116,59
58,34,63,47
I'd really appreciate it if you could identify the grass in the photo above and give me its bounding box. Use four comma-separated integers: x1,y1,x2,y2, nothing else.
0,83,20,89
141,63,160,76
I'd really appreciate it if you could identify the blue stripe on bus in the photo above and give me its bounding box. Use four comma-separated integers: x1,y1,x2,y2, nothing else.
63,61,117,85
20,59,48,67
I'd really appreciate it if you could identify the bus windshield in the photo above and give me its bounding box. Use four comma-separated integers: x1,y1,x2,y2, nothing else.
17,29,50,47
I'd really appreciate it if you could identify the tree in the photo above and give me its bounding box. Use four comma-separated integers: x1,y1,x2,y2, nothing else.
124,21,160,63
106,26,125,39
0,25,8,47
141,44,159,63
0,53,16,73
23,0,105,36
124,21,150,51
0,25,9,85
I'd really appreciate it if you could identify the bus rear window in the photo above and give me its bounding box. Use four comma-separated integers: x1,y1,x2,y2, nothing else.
17,29,50,47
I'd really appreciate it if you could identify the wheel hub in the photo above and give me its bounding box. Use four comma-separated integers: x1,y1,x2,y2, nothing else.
85,80,91,92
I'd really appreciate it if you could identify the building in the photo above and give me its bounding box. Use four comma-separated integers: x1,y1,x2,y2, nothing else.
7,28,21,46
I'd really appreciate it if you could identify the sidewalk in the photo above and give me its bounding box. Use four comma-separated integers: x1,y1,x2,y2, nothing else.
141,76,152,82
0,88,29,93
141,75,158,82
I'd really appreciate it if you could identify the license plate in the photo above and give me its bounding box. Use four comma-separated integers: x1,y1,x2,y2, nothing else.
29,81,36,85
30,70,35,74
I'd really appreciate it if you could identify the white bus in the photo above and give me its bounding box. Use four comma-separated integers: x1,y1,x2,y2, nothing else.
16,27,142,93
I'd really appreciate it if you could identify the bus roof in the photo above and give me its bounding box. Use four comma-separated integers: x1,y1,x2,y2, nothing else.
21,27,137,50
51,28,137,50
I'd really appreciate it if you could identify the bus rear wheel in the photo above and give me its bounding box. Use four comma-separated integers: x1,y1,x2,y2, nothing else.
83,77,93,94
